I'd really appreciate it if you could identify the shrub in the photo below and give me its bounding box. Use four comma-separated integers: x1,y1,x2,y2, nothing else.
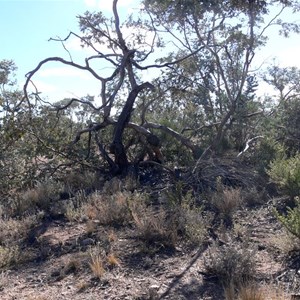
0,214,39,246
163,182,210,247
11,180,63,216
62,170,97,193
242,187,266,207
180,205,210,247
267,153,300,198
204,241,256,287
275,196,300,239
249,138,285,175
0,245,20,268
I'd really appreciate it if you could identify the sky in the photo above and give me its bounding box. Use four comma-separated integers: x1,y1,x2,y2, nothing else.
0,0,140,102
1,0,300,102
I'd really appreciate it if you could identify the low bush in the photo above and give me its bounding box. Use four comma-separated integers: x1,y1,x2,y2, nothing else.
204,241,256,287
275,196,300,239
163,182,210,247
267,153,300,198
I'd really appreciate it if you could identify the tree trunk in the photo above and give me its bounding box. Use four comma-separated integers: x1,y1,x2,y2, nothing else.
110,82,154,173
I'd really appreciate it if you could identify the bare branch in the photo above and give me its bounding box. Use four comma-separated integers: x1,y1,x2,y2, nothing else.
23,56,106,104
52,98,108,112
237,135,264,157
144,122,198,155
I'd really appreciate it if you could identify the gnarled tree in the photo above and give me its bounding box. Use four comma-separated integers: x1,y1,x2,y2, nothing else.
21,0,300,175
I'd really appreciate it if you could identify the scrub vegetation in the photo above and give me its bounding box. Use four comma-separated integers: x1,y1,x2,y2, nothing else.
0,0,300,298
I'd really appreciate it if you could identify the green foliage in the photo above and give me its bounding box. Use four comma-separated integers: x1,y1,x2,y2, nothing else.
250,138,286,175
275,196,300,239
267,153,300,198
263,65,300,154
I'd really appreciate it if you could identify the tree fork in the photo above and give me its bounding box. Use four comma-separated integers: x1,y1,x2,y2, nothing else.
110,82,154,172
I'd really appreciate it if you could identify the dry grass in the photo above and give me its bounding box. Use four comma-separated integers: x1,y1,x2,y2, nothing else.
64,258,81,275
269,232,299,254
212,185,241,224
89,251,105,279
86,191,134,226
107,253,121,268
204,241,256,287
261,286,289,300
224,282,289,300
0,271,9,291
107,229,117,243
76,280,90,293
85,220,98,235
132,204,178,248
237,284,264,300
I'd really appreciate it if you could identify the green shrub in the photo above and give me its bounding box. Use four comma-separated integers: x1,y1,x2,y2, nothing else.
267,153,300,198
275,196,300,239
250,138,285,175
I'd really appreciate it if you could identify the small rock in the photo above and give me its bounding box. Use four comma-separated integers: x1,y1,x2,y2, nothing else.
81,238,95,247
149,284,160,290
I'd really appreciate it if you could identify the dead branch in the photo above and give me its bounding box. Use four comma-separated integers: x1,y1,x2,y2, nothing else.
144,122,199,156
237,136,264,157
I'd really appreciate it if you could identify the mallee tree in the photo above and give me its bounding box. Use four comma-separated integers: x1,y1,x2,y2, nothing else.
20,0,300,175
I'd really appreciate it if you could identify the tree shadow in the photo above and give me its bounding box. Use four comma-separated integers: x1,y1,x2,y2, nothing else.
157,247,221,299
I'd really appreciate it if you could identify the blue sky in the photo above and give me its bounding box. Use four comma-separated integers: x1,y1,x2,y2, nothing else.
1,0,300,102
0,0,139,101
1,1,85,77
